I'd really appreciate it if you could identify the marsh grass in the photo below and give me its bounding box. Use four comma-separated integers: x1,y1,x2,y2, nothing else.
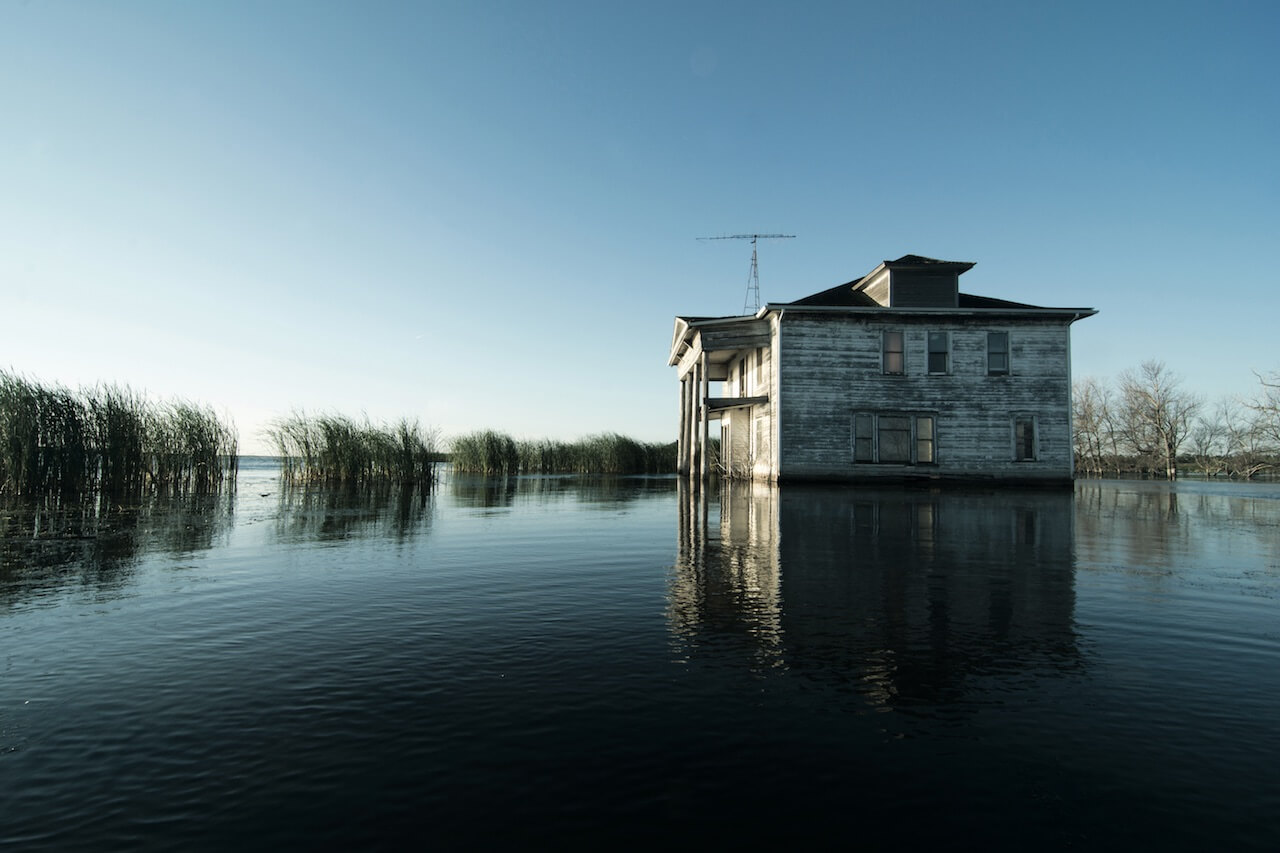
266,412,441,488
451,430,675,475
450,430,520,476
0,370,238,498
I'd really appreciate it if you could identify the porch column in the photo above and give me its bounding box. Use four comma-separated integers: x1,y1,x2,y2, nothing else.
698,352,709,480
677,376,687,475
687,360,699,478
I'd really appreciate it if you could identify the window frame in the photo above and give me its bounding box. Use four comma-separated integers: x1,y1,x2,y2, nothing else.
987,331,1010,376
882,329,905,375
1013,414,1037,462
854,413,874,462
916,414,935,464
852,412,937,465
927,331,950,375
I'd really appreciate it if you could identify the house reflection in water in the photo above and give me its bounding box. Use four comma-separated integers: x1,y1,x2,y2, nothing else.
671,481,1081,709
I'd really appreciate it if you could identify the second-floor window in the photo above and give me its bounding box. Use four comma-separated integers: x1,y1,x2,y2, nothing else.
988,332,1009,375
882,330,904,375
928,332,949,374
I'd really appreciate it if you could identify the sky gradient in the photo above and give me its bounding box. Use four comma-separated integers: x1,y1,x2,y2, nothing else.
3,0,1277,453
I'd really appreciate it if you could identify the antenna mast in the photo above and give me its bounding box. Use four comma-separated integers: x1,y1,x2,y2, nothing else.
697,233,795,313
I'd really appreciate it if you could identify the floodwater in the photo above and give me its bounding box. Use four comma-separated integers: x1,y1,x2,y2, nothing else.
2,460,1278,850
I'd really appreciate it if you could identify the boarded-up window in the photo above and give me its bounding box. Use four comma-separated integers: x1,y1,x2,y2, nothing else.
1014,415,1036,461
988,332,1009,375
882,330,904,375
928,332,949,374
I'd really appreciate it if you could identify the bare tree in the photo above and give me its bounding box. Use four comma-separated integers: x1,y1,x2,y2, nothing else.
1249,370,1280,447
1190,403,1228,477
1222,400,1272,479
1073,377,1116,477
1117,361,1201,479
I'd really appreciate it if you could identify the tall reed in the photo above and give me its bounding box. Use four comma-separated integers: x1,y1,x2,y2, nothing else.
450,430,520,475
0,370,238,498
266,412,440,487
452,430,675,475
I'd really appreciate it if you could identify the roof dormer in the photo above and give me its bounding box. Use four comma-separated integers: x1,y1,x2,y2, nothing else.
855,255,974,308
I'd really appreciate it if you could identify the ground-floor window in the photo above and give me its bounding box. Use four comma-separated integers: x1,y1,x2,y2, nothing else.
853,412,937,464
1014,414,1037,461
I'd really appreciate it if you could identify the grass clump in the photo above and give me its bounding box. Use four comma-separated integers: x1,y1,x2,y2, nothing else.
266,412,441,487
0,370,238,498
452,430,675,475
450,430,520,475
517,433,674,474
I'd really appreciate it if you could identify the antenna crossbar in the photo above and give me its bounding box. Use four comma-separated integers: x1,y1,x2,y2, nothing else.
696,233,795,313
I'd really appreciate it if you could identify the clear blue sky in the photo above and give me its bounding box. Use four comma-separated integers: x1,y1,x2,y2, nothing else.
3,0,1276,453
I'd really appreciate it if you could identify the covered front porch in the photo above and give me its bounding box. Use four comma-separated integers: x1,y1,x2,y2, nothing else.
669,315,771,481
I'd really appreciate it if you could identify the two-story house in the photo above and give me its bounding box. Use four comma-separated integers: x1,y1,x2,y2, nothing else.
669,254,1097,484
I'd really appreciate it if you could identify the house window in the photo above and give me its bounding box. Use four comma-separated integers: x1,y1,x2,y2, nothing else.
882,330,904,375
988,332,1009,375
1014,415,1037,461
927,332,949,374
853,412,937,464
916,415,935,463
878,415,912,462
854,413,874,462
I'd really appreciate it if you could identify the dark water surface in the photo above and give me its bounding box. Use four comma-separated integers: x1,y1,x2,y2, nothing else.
3,461,1278,850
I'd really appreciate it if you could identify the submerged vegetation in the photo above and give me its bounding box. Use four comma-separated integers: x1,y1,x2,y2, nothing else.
266,412,441,487
451,430,675,475
0,370,238,498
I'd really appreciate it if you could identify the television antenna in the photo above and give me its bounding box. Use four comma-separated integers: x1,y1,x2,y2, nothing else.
697,233,795,314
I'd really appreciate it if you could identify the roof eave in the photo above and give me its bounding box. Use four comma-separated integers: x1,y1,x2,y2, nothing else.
669,312,765,365
764,303,1097,320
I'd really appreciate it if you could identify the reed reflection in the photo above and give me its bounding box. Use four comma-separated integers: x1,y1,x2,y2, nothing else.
449,472,675,511
673,482,1082,708
271,482,436,544
0,492,233,606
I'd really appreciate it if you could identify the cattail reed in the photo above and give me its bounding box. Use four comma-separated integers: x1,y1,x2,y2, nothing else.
266,412,441,487
452,430,675,474
449,430,520,475
0,370,238,498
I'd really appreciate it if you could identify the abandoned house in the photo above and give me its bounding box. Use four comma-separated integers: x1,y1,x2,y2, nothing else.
669,254,1097,484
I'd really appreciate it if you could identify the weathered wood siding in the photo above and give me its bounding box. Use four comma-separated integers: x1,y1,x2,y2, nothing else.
722,407,751,475
775,313,1074,483
862,273,889,306
757,345,773,477
717,346,777,480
